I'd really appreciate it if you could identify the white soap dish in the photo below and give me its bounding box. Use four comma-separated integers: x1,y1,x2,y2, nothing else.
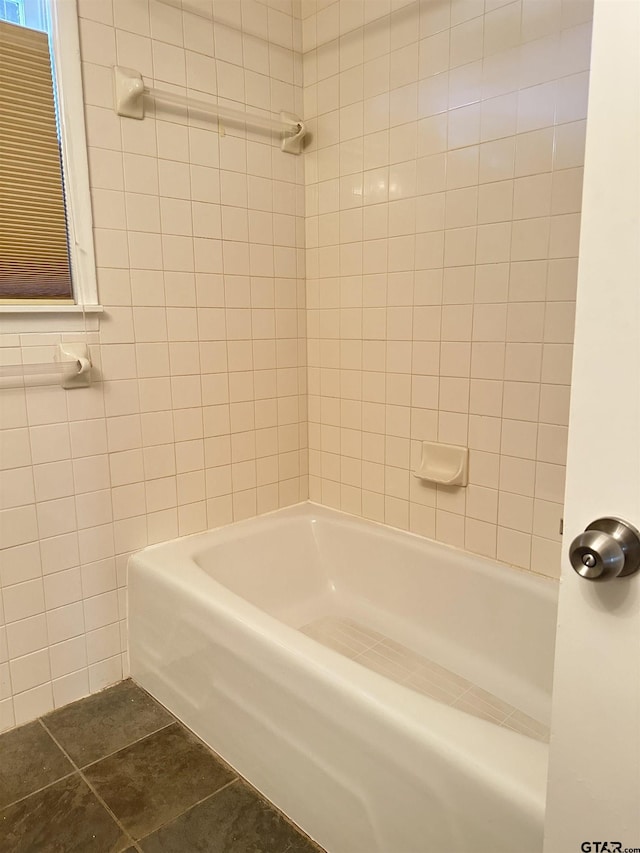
413,441,468,487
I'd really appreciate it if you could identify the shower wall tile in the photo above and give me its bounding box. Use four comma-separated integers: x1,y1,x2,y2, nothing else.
303,0,592,578
0,0,306,731
0,0,592,732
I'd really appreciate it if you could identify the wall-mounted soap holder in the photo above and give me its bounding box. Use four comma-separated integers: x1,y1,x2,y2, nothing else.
413,441,468,487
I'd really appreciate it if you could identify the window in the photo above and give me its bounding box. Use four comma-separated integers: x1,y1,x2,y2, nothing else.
0,14,73,301
0,0,101,327
0,0,23,25
0,0,47,30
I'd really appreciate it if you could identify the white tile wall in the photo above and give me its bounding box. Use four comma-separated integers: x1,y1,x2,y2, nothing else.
0,0,307,732
303,0,591,574
0,0,594,732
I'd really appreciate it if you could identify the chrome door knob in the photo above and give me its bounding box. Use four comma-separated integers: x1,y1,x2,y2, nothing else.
569,517,640,581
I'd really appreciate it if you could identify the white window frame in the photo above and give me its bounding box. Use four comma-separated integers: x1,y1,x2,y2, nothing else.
0,0,103,331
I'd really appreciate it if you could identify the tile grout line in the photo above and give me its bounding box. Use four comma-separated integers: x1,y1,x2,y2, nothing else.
155,708,323,850
41,714,176,770
74,773,141,853
134,778,241,845
3,683,326,850
38,716,142,851
131,769,323,853
37,699,250,850
0,766,78,812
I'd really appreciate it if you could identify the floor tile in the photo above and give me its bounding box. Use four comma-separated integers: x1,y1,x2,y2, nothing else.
286,837,324,853
42,680,173,767
0,720,74,809
84,722,236,840
0,773,130,853
139,781,304,853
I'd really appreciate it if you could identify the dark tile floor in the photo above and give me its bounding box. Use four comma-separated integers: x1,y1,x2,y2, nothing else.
0,680,324,853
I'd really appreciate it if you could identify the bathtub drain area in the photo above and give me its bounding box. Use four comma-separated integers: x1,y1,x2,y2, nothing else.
300,616,549,743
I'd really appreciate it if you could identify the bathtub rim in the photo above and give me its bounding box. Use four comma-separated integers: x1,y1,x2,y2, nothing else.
134,500,560,600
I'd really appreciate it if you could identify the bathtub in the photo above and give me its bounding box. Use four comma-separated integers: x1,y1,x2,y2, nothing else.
128,502,558,853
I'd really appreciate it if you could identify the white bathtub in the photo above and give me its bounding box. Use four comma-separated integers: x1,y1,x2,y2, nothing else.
128,502,558,853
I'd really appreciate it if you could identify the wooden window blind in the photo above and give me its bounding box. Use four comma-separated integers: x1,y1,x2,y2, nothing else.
0,19,73,300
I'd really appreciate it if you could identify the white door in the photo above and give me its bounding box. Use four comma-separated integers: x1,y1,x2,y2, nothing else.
544,0,640,850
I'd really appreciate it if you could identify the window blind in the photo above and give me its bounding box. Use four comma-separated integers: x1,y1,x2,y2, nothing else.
0,19,73,300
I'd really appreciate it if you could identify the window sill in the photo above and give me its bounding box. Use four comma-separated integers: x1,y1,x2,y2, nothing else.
0,304,103,333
